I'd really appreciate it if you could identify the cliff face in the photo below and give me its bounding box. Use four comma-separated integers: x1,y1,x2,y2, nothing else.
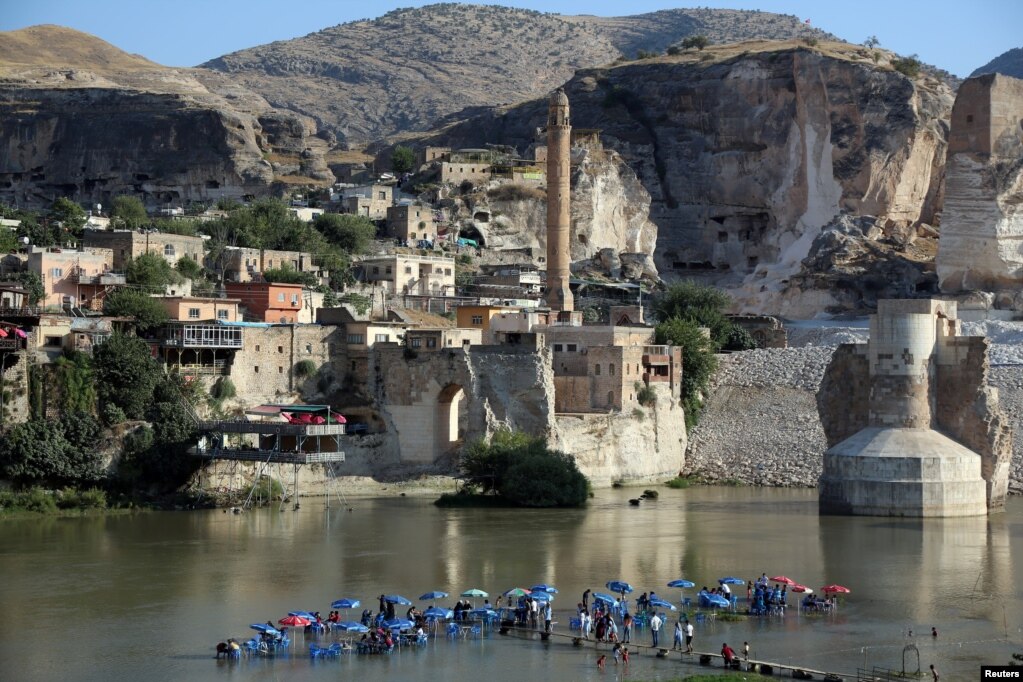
937,74,1023,294
0,26,333,208
424,42,953,315
468,143,658,275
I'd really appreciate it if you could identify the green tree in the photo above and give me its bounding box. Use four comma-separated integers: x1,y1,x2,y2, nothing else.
125,252,183,290
174,256,204,280
53,351,98,414
0,225,16,253
110,196,149,228
682,35,710,50
0,413,104,487
314,213,377,254
103,288,169,332
655,318,719,430
864,35,880,48
653,280,733,343
92,332,161,419
263,264,317,286
391,145,416,174
461,429,540,494
48,198,87,238
17,271,44,306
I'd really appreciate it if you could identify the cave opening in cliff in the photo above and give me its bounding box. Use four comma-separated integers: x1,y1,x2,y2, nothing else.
459,225,486,247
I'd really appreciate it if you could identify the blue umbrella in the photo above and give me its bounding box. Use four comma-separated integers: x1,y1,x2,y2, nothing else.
384,594,413,606
667,579,695,588
606,580,634,594
530,584,558,593
719,577,745,585
424,607,453,620
593,592,617,605
331,598,360,609
649,597,677,611
529,591,553,602
384,618,414,630
249,623,280,635
337,621,369,633
699,592,731,608
419,591,449,601
469,608,497,618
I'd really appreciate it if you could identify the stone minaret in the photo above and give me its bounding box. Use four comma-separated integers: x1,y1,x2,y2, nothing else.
545,88,573,312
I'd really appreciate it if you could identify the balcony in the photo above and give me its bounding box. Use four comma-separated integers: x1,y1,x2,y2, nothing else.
0,337,26,352
643,345,671,365
162,324,243,349
74,271,126,286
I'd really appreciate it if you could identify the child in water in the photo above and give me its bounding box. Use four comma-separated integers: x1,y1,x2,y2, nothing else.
597,654,606,670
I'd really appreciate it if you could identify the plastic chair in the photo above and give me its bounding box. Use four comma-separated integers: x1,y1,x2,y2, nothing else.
470,625,482,639
446,623,459,639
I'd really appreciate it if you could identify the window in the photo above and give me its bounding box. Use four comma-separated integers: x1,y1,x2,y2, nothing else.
164,244,175,256
278,346,284,353
255,345,261,352
405,266,413,274
347,334,365,344
595,364,601,376
610,363,615,376
608,391,614,405
554,344,563,352
278,293,285,302
445,268,452,275
305,344,312,354
188,308,200,319
427,338,437,348
411,338,422,348
44,335,62,347
567,344,577,352
278,366,283,374
411,233,416,240
217,309,229,320
372,267,380,275
350,360,356,372
291,294,298,305
378,191,386,200
254,366,260,373
375,334,388,343
626,364,631,375
471,315,483,325
50,267,63,278
385,267,392,275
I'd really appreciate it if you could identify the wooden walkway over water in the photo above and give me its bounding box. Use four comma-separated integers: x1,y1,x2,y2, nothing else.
498,625,852,680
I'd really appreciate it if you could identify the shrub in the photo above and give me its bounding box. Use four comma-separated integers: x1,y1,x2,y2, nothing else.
244,475,283,503
210,377,236,401
631,408,645,421
101,402,126,426
294,360,317,378
667,45,681,56
487,184,545,202
802,36,819,47
502,449,588,508
636,382,657,407
456,254,472,266
22,488,57,514
656,318,719,430
681,35,710,50
722,325,758,351
665,476,692,489
892,55,921,78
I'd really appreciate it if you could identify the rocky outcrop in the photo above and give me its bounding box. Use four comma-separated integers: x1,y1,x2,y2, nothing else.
0,26,333,208
936,74,1023,294
461,142,658,278
971,47,1023,79
420,42,954,316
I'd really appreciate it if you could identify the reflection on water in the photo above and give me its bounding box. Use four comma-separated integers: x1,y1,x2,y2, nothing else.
0,488,1019,682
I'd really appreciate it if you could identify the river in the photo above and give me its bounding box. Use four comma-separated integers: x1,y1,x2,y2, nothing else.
1,487,1020,681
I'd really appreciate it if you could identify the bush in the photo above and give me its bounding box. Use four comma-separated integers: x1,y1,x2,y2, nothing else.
636,382,657,407
456,253,472,265
487,184,545,202
892,55,921,78
802,36,819,47
244,475,283,504
294,360,317,378
631,408,645,421
101,402,126,426
656,318,719,429
681,35,710,50
21,487,57,514
210,377,236,401
722,325,758,351
103,288,170,332
665,476,693,489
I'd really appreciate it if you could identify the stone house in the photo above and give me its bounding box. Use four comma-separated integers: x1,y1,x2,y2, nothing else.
26,246,114,307
405,327,481,351
440,161,491,185
341,184,393,219
214,246,327,285
224,282,315,324
386,204,435,243
154,295,241,323
355,254,455,297
417,146,451,166
82,229,205,269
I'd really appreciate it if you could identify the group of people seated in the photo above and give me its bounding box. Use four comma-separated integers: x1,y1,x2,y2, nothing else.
749,584,788,614
801,594,834,612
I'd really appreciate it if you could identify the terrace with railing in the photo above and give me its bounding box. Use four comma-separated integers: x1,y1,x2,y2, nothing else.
162,324,243,349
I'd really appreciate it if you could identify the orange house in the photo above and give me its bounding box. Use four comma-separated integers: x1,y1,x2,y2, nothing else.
224,282,304,323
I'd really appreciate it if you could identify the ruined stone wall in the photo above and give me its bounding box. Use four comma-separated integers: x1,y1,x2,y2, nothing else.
817,344,870,448
934,336,1013,508
225,325,339,403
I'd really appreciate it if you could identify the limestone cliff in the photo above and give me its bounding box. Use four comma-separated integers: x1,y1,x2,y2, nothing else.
936,74,1023,294
0,26,333,208
464,143,658,276
422,41,953,316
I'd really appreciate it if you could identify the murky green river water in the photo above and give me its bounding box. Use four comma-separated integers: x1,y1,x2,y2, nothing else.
1,487,1020,681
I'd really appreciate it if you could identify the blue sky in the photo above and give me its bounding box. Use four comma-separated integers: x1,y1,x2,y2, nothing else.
2,0,1019,76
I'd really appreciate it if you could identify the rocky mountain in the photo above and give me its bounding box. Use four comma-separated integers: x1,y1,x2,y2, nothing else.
200,3,827,144
414,40,954,316
0,25,333,208
971,47,1023,79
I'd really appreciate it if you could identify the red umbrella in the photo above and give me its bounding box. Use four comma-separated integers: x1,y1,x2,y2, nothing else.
821,584,850,594
791,584,812,593
278,615,312,627
769,576,797,585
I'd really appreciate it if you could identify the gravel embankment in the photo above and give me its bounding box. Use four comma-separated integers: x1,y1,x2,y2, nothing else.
687,328,1023,493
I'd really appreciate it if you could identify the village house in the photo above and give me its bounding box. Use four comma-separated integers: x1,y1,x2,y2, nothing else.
341,184,393,219
213,246,327,286
154,295,241,323
82,229,205,269
416,146,451,167
405,326,481,351
223,281,322,324
26,246,115,308
386,204,435,244
355,254,455,297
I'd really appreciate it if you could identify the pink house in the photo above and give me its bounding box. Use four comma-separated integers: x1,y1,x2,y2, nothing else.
27,246,115,308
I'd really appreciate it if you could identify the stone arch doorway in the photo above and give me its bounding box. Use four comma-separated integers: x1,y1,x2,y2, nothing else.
436,383,466,455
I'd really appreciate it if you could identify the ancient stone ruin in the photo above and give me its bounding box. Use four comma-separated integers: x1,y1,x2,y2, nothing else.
817,299,1011,516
